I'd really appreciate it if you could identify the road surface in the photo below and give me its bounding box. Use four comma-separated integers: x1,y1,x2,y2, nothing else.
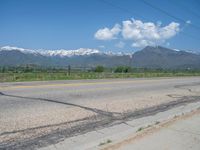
0,77,200,149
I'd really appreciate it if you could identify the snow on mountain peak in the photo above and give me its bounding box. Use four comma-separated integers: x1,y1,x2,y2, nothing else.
0,46,101,57
0,46,134,57
1,46,25,51
1,46,37,54
39,48,101,57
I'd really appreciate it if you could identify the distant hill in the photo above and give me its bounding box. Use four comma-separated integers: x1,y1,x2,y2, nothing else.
0,46,200,69
0,46,132,67
133,46,200,69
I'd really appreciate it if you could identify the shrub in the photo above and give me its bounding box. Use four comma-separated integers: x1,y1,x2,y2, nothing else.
94,66,104,73
114,66,131,73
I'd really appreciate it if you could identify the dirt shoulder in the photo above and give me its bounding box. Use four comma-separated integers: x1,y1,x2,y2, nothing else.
103,109,200,150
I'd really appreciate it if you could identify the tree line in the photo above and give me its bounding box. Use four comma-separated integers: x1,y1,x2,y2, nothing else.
1,65,200,74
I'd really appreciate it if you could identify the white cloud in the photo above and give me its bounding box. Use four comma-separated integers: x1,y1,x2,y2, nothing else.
132,40,155,48
95,19,180,48
115,41,125,48
94,24,121,40
122,19,180,47
122,20,160,40
159,22,180,39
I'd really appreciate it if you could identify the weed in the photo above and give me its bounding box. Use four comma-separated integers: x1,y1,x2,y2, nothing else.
155,121,160,125
99,139,112,146
137,127,144,132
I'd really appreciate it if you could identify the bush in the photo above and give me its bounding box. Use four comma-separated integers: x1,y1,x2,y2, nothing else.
94,66,104,73
114,66,124,73
114,66,131,73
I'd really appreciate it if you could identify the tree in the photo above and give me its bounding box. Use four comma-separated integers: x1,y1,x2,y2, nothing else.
114,66,124,73
1,67,6,73
94,66,104,73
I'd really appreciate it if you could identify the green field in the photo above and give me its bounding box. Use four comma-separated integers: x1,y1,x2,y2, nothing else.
0,66,200,82
1,71,200,82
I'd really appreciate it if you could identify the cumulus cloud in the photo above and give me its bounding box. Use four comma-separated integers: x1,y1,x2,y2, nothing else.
122,19,180,47
94,24,121,40
122,20,160,40
95,19,180,48
132,40,155,48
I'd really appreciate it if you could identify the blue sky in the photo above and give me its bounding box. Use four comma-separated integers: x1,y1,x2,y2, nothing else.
0,0,200,52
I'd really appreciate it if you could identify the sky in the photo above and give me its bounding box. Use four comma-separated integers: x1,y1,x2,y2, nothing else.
0,0,200,52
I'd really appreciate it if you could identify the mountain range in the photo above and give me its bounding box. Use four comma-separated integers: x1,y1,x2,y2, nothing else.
0,46,200,69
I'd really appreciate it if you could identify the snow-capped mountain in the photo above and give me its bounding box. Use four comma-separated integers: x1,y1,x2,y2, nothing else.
0,45,200,69
40,48,100,57
0,46,132,57
1,46,38,55
0,46,134,67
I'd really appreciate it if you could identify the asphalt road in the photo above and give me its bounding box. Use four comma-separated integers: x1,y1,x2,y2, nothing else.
0,77,200,149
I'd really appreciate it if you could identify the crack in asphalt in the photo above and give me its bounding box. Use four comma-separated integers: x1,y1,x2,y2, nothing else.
1,95,200,150
0,92,119,117
0,82,200,150
174,82,200,94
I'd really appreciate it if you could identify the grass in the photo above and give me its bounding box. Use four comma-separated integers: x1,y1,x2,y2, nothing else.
137,127,144,132
155,121,160,125
137,123,158,132
99,139,112,146
0,71,200,82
